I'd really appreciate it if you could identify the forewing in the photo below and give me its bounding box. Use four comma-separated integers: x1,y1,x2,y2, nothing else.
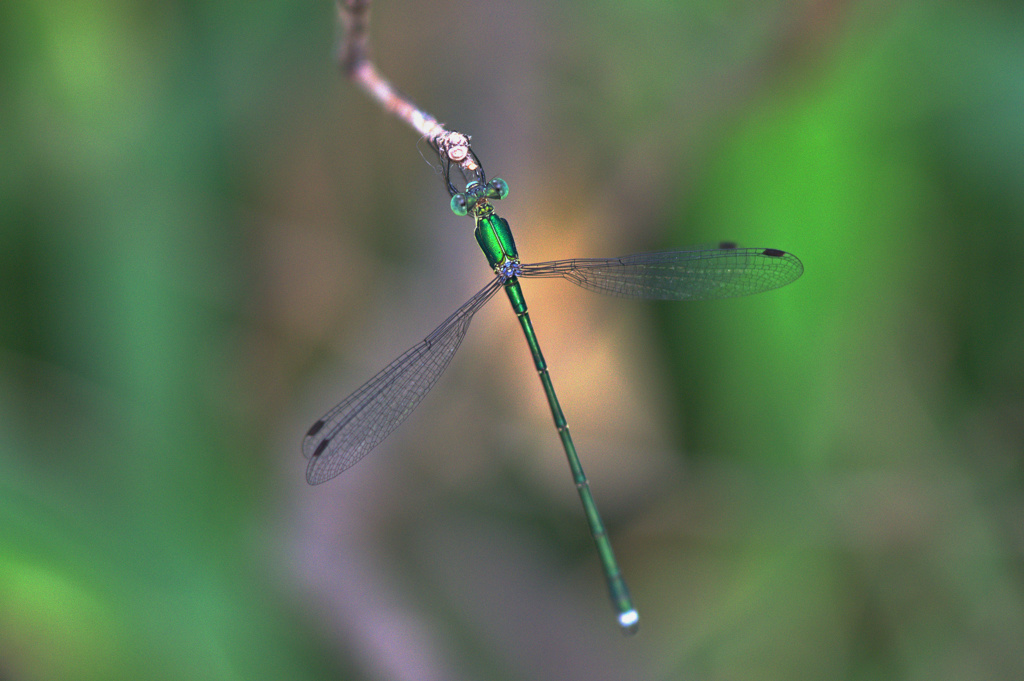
520,247,802,300
303,277,503,484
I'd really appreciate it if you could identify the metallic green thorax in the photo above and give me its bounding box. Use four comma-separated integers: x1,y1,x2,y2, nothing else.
474,213,519,271
451,177,518,273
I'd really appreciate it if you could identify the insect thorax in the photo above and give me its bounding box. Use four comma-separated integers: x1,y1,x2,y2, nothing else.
474,213,519,271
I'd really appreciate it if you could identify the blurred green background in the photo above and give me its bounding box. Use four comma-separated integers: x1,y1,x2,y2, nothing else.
3,0,1024,679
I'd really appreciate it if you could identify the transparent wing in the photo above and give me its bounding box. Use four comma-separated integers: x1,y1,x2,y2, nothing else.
519,246,803,300
303,276,504,484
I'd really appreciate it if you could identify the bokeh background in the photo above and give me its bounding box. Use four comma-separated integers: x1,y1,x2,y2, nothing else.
3,0,1024,679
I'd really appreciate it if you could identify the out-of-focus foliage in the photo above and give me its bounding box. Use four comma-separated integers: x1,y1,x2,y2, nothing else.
1,1,1022,680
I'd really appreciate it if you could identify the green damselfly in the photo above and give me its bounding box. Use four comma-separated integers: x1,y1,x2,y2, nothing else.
303,156,802,635
306,0,803,634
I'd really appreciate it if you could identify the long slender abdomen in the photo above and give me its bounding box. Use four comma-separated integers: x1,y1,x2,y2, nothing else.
501,277,639,633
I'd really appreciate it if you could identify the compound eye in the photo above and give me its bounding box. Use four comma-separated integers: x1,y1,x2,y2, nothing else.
489,178,509,200
450,193,469,216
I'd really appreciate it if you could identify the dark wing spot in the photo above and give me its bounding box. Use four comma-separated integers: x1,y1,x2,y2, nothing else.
312,439,330,458
719,241,738,249
306,419,325,437
762,248,785,257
